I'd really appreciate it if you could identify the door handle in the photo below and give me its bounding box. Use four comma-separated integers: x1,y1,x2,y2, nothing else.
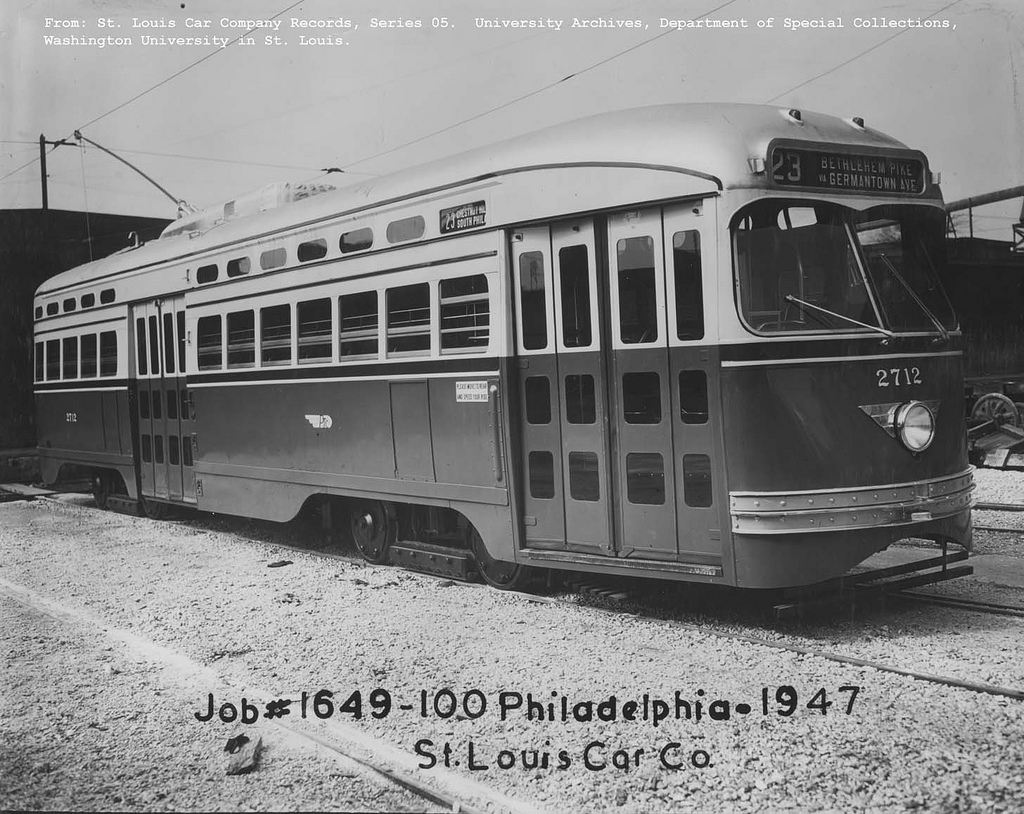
488,383,504,483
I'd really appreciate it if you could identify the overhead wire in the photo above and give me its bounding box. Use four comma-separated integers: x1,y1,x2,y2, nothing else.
0,0,306,190
343,0,742,169
74,0,307,133
770,0,966,104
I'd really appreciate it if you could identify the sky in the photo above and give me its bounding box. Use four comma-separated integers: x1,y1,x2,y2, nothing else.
2,0,1022,238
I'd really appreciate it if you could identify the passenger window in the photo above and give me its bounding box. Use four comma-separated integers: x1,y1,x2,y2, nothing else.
63,298,76,313
81,293,95,309
167,390,178,420
339,291,378,358
679,370,709,424
683,454,713,507
81,334,97,378
62,336,78,379
673,230,705,340
568,452,600,502
100,332,117,377
298,298,332,363
565,374,596,424
524,377,551,424
163,313,176,374
139,390,150,419
261,305,292,365
559,245,592,348
154,435,164,464
617,236,657,343
196,264,218,284
141,435,152,463
34,342,43,382
152,389,162,419
528,451,555,499
100,289,115,304
45,340,60,380
227,257,250,277
387,283,431,355
46,303,58,316
182,436,194,467
386,215,425,243
177,312,186,372
197,315,223,370
297,239,328,262
340,227,373,253
626,452,665,505
148,315,159,374
227,310,256,368
623,372,661,424
35,306,42,319
180,390,190,421
169,436,180,466
519,251,548,351
440,275,488,352
136,318,148,376
260,248,287,270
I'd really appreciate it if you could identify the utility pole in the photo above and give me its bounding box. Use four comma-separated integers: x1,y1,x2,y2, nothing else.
38,134,71,210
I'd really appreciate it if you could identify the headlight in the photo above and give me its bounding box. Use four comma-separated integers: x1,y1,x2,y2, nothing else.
894,401,936,452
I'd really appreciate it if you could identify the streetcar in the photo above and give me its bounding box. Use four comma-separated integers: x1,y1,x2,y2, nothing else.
32,103,973,589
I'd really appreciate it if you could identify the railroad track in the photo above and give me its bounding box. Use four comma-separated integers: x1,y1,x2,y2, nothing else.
545,580,1024,702
972,501,1024,534
0,576,541,814
894,590,1024,619
35,494,1024,704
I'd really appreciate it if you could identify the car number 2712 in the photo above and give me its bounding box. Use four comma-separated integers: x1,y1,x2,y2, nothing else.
876,367,922,387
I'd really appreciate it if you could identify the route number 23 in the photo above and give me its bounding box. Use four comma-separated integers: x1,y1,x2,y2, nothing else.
772,150,802,183
876,367,922,387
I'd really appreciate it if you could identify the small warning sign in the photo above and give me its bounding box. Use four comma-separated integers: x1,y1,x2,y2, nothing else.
456,381,489,402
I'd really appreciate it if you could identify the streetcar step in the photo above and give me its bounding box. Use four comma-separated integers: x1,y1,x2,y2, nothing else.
106,496,142,516
389,541,474,581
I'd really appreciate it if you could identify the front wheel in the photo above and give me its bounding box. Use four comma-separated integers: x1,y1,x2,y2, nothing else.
92,472,112,510
350,501,394,564
470,529,533,590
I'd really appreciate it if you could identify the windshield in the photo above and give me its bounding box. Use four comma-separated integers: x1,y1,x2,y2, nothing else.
733,201,955,335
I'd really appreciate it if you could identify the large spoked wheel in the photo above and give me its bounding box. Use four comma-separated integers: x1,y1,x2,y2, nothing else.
971,393,1022,427
349,501,394,564
92,472,113,510
141,497,169,521
470,529,532,590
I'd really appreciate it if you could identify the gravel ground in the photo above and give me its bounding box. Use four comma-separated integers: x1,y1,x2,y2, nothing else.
1,490,1023,813
1,595,445,813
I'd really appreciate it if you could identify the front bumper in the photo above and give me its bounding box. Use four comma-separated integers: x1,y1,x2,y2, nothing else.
729,468,974,535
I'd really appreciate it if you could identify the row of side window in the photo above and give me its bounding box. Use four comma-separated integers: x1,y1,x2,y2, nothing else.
140,432,193,467
195,273,490,371
135,311,186,377
519,229,704,350
192,216,424,286
36,288,116,319
35,332,118,382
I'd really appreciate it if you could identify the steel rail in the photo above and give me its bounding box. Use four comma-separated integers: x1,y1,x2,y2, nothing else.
894,590,1024,619
975,502,1024,512
517,584,1024,702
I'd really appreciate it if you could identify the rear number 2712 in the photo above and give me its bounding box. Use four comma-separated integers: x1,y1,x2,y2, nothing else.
876,367,922,387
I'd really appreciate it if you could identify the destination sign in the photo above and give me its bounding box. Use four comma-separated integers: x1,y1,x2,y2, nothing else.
440,200,487,234
769,146,926,195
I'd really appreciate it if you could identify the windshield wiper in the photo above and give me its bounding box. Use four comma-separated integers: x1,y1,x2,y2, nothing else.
877,253,950,341
784,295,895,339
